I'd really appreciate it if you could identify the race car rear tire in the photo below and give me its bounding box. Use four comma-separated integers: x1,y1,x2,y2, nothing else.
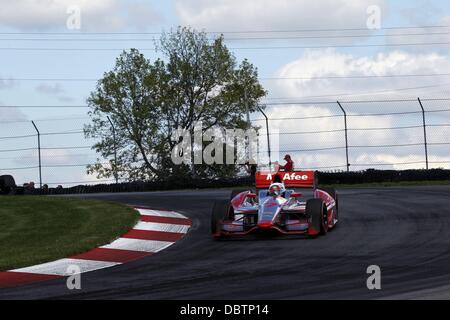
0,175,16,195
211,200,232,236
321,187,336,200
306,199,328,236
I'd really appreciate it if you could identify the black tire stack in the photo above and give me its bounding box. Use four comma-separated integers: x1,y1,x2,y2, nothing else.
0,175,17,195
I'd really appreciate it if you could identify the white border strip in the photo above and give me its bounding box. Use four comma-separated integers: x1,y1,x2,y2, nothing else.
133,221,189,234
4,208,191,280
137,209,186,219
101,238,174,253
12,258,120,276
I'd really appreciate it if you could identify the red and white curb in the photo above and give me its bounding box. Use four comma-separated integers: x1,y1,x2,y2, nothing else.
0,207,191,288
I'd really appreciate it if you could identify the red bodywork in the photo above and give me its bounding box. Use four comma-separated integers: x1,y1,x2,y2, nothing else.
255,170,316,189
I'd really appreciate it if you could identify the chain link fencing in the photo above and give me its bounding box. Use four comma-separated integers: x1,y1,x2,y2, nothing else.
1,98,449,188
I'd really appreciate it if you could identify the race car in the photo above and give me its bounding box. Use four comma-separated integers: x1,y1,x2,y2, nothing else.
211,170,338,238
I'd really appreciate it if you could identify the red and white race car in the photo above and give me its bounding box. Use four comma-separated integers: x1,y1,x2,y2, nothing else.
211,171,339,238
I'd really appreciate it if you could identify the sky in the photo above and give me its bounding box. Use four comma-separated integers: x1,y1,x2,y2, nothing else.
0,0,450,186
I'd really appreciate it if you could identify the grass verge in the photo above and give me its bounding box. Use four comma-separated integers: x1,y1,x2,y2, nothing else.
0,196,139,271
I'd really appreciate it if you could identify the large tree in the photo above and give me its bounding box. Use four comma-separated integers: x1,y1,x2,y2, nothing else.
85,27,266,181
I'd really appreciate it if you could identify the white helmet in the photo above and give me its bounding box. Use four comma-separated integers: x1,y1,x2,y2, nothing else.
268,183,285,197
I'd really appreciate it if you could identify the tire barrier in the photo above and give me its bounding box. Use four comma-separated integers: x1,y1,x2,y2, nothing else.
0,175,16,195
7,169,450,196
317,168,450,185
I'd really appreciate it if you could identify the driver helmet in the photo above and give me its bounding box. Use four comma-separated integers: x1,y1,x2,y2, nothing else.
268,183,286,197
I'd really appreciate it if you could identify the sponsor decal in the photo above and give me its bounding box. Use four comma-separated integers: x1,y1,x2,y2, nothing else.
266,173,309,181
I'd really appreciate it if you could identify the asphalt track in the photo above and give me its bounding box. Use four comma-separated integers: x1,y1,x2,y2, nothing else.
0,186,450,300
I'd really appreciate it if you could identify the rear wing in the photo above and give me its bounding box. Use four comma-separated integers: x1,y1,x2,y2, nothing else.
255,171,316,189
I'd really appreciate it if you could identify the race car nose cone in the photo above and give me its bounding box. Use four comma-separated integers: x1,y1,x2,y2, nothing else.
257,221,273,228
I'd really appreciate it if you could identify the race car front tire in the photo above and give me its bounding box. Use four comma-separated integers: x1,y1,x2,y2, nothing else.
306,198,328,236
321,187,339,223
211,200,232,236
321,187,338,212
230,189,250,200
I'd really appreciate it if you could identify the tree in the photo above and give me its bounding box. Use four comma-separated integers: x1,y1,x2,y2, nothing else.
85,27,266,182
85,49,168,181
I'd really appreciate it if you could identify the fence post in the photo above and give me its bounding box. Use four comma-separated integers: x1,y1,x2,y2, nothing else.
337,101,350,172
31,120,42,188
107,116,119,184
244,88,251,161
417,97,429,170
257,104,271,168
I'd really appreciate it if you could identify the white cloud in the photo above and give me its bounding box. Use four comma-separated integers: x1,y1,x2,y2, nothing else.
0,0,162,31
0,77,16,90
35,83,77,103
4,149,101,187
256,48,450,170
257,104,396,169
126,2,162,31
176,0,385,32
400,3,443,26
273,49,450,102
11,149,71,166
0,106,27,122
385,15,450,54
257,104,450,170
57,96,75,103
36,83,65,95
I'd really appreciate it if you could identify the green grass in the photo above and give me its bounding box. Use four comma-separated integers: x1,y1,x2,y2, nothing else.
0,196,139,271
319,180,450,189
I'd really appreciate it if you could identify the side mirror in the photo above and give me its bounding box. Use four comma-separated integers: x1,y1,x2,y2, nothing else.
290,192,302,198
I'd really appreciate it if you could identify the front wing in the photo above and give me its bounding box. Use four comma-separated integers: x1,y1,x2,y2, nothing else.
215,217,316,237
